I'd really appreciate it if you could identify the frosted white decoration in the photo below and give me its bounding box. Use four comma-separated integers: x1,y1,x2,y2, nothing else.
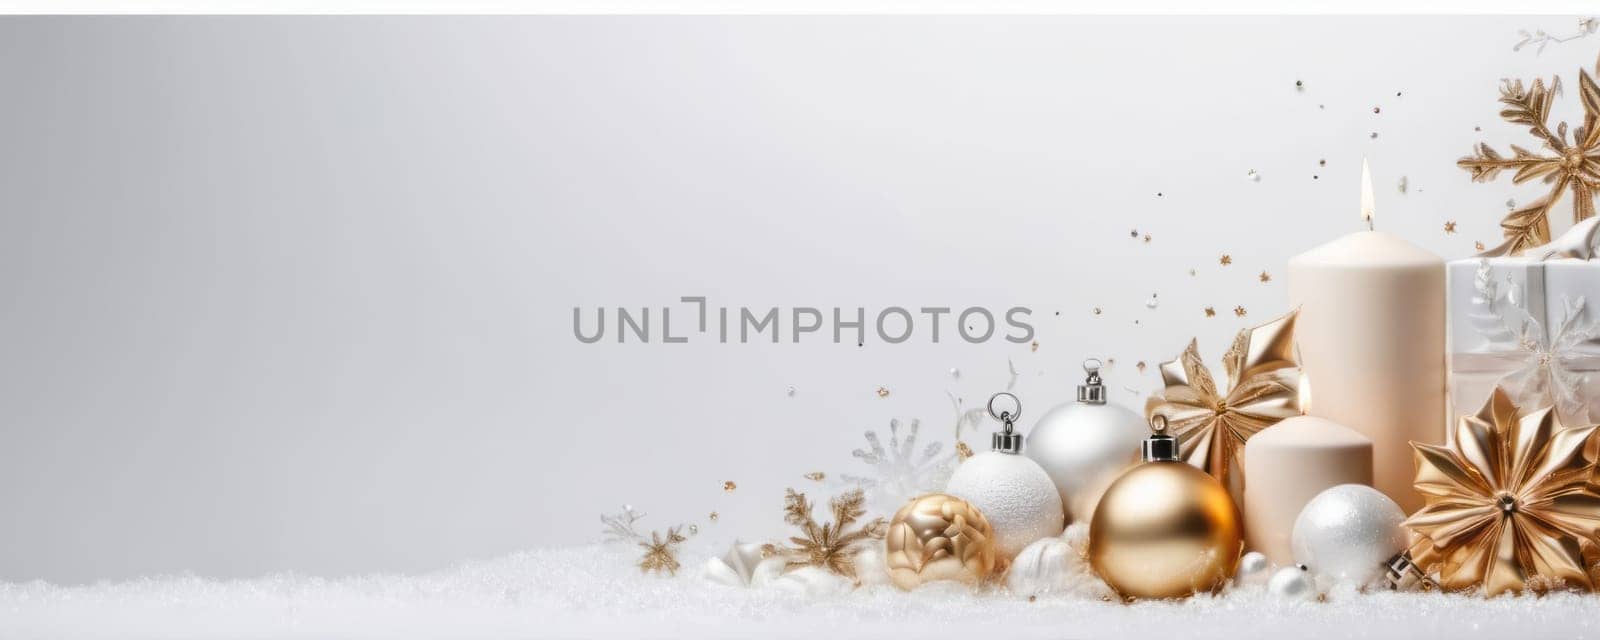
768,567,853,597
1291,484,1407,590
1004,523,1109,598
702,541,771,587
946,451,1064,558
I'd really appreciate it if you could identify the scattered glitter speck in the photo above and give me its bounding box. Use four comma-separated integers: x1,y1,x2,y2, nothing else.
723,481,737,492
949,368,960,380
803,472,825,482
1475,240,1487,251
1220,254,1233,266
1188,268,1197,276
1246,169,1260,181
1234,306,1248,317
1259,270,1271,283
1506,198,1517,210
709,511,719,522
1093,307,1102,315
1373,106,1381,114
1370,132,1379,139
1475,126,1482,132
1031,340,1040,352
1130,229,1139,238
1444,221,1458,234
786,385,796,397
1397,176,1409,194
875,386,890,398
1142,234,1151,243
1319,159,1326,167
1157,192,1164,197
1136,361,1147,373
1295,79,1304,90
688,524,699,535
1145,293,1159,309
1204,306,1217,318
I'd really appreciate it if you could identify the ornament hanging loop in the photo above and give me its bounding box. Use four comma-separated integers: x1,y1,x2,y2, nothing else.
1079,358,1108,404
987,392,1024,454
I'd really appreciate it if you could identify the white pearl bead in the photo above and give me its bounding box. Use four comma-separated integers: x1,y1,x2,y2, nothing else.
1267,566,1314,599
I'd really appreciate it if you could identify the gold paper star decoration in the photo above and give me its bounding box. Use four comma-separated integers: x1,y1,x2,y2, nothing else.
638,526,687,576
1146,310,1300,496
1405,388,1600,596
1458,56,1600,255
764,487,887,581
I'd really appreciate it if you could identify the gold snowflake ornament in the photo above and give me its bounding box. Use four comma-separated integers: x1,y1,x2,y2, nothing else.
1458,58,1600,255
638,526,687,576
764,487,886,581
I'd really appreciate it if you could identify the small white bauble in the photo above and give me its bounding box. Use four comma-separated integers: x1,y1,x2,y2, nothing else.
1291,484,1407,590
947,450,1065,558
1267,566,1315,600
1235,551,1271,586
1025,361,1148,523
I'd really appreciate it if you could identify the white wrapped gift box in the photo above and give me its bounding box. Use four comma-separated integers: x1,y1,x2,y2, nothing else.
1446,255,1600,427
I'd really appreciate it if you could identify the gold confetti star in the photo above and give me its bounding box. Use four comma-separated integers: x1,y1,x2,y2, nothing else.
1259,270,1271,283
1444,220,1457,234
875,386,890,398
803,471,825,482
1475,240,1486,251
1234,306,1248,317
1220,254,1233,266
1204,306,1217,317
723,481,737,492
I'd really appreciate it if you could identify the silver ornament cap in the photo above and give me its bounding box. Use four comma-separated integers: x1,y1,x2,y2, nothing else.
989,392,1024,454
1077,358,1108,404
1142,415,1178,462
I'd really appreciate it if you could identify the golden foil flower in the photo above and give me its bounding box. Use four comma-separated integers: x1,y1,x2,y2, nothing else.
1405,387,1600,596
1145,310,1300,496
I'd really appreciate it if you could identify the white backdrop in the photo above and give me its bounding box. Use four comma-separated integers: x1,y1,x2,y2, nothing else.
0,15,1592,583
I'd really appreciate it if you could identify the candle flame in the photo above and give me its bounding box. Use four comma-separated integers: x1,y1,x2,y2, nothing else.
1298,373,1312,415
1360,157,1375,230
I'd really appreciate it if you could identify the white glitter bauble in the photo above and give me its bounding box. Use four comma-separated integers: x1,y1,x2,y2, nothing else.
1235,551,1271,585
1267,566,1315,600
1025,368,1147,524
946,451,1065,558
1291,484,1407,590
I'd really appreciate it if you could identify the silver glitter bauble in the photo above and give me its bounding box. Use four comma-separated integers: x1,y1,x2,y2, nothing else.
1025,360,1147,523
1267,565,1315,599
1291,484,1407,590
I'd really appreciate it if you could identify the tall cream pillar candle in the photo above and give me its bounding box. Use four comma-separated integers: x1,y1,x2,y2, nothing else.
1286,160,1445,514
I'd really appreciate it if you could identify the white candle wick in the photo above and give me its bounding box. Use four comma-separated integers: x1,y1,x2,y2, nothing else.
1360,158,1375,231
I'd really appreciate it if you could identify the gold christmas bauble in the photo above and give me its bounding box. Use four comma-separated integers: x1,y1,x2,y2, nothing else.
884,493,998,590
1088,459,1242,600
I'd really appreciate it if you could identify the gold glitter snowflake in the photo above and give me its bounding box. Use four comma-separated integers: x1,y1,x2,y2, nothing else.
1458,58,1600,255
638,526,687,576
764,488,886,581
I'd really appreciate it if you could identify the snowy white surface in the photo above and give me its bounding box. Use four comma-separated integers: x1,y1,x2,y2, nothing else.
5,544,1600,640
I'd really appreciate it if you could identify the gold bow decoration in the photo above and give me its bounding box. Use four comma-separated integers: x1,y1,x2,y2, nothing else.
1404,387,1600,596
1144,310,1300,496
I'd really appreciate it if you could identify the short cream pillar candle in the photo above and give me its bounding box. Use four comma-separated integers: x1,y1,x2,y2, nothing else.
1242,382,1373,565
